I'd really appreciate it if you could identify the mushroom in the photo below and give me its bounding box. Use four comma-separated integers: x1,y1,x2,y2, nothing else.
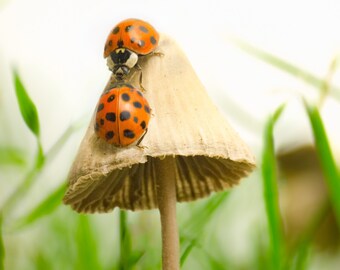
63,34,255,270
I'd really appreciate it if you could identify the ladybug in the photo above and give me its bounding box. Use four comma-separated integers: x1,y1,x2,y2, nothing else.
94,82,151,147
103,18,159,80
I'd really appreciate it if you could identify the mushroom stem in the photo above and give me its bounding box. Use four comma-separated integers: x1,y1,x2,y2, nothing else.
155,156,180,270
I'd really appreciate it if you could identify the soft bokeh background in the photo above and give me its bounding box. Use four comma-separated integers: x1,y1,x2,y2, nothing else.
1,0,340,269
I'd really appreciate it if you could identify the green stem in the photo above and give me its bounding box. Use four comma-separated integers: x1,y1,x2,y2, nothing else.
0,214,4,270
119,210,130,270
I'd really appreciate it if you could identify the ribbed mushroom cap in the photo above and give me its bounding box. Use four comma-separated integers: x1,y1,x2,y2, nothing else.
63,34,255,213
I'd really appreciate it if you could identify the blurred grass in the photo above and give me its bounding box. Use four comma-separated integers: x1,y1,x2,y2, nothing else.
34,209,79,270
76,215,102,270
319,56,339,106
180,192,230,267
233,36,340,269
13,70,41,139
305,104,340,226
1,71,45,214
290,201,331,270
228,37,340,101
13,70,44,168
0,215,4,270
261,104,285,270
0,147,26,167
119,210,132,270
0,70,83,269
13,183,66,230
2,72,84,217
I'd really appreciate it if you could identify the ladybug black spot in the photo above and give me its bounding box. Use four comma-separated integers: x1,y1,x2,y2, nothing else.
133,116,138,123
125,25,133,32
120,111,131,121
139,26,149,33
133,101,142,108
107,94,115,102
123,129,135,139
150,36,157,45
140,121,146,129
112,26,120,34
130,37,136,44
100,119,104,125
106,112,116,122
138,40,145,47
97,103,104,112
144,105,151,114
122,93,130,101
94,122,99,131
106,131,114,139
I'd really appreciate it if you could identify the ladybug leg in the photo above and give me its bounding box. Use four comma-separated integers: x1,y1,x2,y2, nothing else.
140,51,164,60
136,128,148,148
134,64,146,92
139,70,146,92
150,51,164,57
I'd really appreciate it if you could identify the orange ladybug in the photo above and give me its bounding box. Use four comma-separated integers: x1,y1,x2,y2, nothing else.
95,82,151,147
103,18,159,80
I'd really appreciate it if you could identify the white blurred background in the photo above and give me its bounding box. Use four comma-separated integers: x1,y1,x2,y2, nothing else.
1,0,339,156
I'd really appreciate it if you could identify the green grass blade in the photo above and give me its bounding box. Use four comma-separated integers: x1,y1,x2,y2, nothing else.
181,192,229,236
127,250,145,269
13,70,40,137
229,38,340,101
0,215,4,270
76,215,101,270
305,104,340,225
119,210,131,270
184,242,229,270
12,183,66,230
35,140,45,169
180,239,195,266
13,70,45,170
262,104,285,269
180,192,230,266
0,146,26,166
201,248,228,270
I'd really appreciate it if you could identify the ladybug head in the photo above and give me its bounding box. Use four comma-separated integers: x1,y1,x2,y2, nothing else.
106,48,138,79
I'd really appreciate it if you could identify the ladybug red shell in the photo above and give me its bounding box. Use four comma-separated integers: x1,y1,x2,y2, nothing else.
103,18,159,80
95,82,151,147
104,18,159,58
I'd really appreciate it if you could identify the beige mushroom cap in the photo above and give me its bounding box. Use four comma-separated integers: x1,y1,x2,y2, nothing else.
63,34,256,213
